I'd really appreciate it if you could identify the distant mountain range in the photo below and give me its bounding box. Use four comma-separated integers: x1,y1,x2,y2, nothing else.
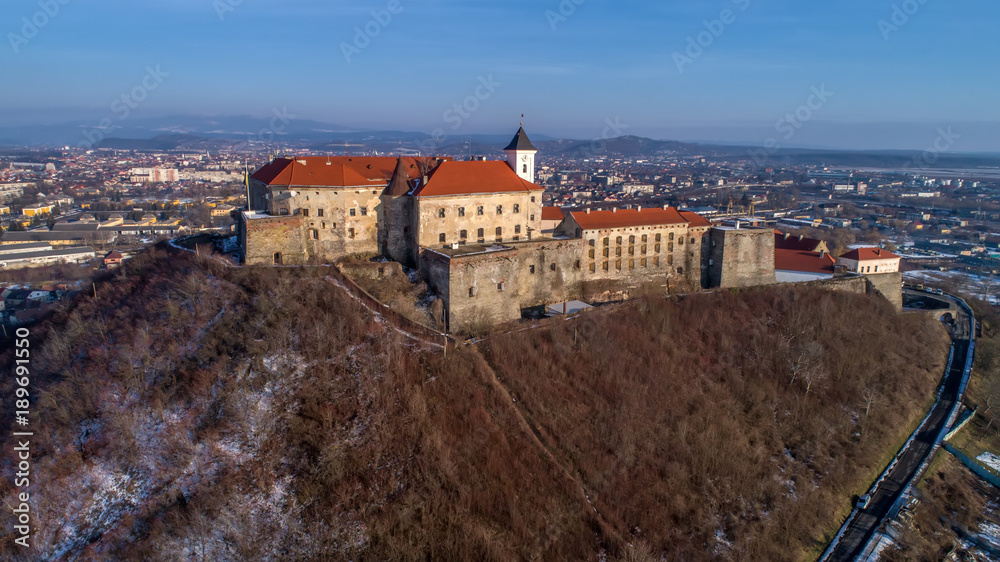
2,115,999,170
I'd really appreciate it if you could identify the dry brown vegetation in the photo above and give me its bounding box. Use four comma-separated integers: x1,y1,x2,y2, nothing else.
0,248,950,560
481,286,949,560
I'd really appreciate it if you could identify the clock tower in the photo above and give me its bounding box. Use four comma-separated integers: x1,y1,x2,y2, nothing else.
504,126,537,184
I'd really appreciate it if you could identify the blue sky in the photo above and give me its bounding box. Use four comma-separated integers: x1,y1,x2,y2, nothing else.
2,0,999,150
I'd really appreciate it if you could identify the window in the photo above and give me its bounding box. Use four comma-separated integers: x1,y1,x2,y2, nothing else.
279,208,289,216
438,208,446,218
616,259,622,270
655,244,661,253
668,255,674,265
360,207,368,216
679,237,684,245
477,206,484,216
317,208,325,217
513,236,520,241
496,205,503,215
523,164,528,173
616,236,623,245
515,225,522,234
460,229,468,240
531,196,536,203
574,260,581,269
302,208,309,217
348,228,355,239
690,238,695,244
477,228,484,238
513,204,520,213
874,266,879,272
669,242,674,252
641,245,647,254
439,233,446,244
653,256,660,267
603,261,609,271
590,263,596,273
497,282,505,291
589,239,595,246
642,234,648,243
550,263,556,272
615,247,622,257
629,259,635,270
629,235,635,244
669,232,675,241
678,267,684,275
469,287,476,297
458,207,466,217
530,265,536,274
603,248,610,258
273,252,282,265
530,214,535,221
310,229,318,240
349,208,356,217
589,249,596,259
603,237,610,246
628,247,635,256
495,227,503,238
641,258,647,267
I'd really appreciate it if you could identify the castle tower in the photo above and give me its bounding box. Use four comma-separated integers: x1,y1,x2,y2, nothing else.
379,157,418,266
504,126,537,184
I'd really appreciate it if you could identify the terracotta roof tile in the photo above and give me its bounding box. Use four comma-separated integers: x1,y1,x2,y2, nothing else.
839,247,901,261
411,161,544,197
775,249,835,274
569,207,693,230
251,156,445,188
541,206,565,221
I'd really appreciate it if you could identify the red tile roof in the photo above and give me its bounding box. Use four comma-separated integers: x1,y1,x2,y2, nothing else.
774,230,827,253
541,206,565,221
839,247,900,261
411,160,544,197
569,207,693,230
679,211,713,228
251,156,444,188
775,249,835,275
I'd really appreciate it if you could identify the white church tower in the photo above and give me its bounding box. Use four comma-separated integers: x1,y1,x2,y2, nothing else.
504,126,537,184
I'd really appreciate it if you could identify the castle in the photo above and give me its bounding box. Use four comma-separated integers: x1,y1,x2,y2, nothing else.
238,127,777,331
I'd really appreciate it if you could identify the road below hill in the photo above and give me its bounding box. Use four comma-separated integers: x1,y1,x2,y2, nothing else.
822,299,973,561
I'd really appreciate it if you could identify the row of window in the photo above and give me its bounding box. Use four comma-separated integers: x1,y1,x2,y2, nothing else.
439,205,530,218
309,226,357,240
590,233,701,246
299,207,368,218
586,258,683,273
589,244,679,258
439,226,523,244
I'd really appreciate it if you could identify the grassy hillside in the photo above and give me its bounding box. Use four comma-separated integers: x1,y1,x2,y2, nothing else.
0,249,949,560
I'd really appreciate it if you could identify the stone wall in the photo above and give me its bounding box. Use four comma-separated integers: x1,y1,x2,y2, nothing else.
707,227,776,288
414,192,543,249
239,214,306,265
865,272,903,310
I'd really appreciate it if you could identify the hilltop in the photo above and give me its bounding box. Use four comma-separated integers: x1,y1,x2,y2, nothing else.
0,248,949,560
